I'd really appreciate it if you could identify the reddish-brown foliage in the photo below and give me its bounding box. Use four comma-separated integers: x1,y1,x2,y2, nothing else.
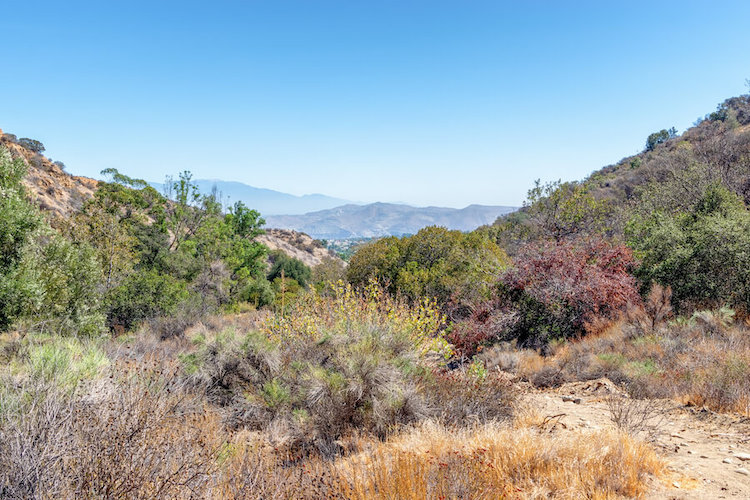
500,239,641,347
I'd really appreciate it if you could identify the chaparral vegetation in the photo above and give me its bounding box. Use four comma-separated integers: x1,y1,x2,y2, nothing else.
3,87,750,498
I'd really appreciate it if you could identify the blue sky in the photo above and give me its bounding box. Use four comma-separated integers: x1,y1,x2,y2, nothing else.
2,1,749,207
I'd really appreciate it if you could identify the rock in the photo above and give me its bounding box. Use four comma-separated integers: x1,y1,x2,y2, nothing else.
561,396,582,404
734,452,750,461
672,481,680,488
736,468,750,476
700,455,709,459
723,458,734,464
670,433,682,438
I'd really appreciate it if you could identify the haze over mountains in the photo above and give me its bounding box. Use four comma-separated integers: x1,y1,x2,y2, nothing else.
265,203,517,239
151,178,517,238
150,179,351,215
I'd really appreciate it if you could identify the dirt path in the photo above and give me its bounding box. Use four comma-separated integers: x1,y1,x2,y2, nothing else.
525,379,750,499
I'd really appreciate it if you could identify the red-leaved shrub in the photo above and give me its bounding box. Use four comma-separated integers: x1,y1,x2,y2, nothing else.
499,239,640,349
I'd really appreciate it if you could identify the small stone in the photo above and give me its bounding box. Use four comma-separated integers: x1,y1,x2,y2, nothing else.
670,433,682,438
734,452,750,461
723,458,734,464
687,450,693,454
672,481,680,488
700,455,709,459
736,468,750,476
562,396,582,404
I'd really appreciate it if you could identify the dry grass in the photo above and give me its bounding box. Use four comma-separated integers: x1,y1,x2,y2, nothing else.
334,420,664,499
486,307,750,416
0,289,669,499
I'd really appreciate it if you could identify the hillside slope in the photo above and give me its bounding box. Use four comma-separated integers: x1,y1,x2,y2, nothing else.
0,130,99,217
492,93,750,236
266,202,517,239
1,130,342,268
256,229,342,268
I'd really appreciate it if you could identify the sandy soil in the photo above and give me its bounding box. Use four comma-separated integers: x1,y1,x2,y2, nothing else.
525,378,750,499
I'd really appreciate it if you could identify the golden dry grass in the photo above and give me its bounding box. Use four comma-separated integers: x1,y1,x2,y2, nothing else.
333,420,664,500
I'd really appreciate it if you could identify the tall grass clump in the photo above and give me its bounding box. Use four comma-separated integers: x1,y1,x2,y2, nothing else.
184,281,513,457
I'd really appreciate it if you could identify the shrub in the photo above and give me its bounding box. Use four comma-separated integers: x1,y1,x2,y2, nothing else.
242,277,276,307
446,302,517,359
186,282,451,456
17,137,45,153
499,239,640,349
0,146,103,335
267,250,312,288
311,257,346,292
26,236,105,336
347,227,508,307
420,368,515,425
627,183,750,312
105,270,190,331
521,179,611,242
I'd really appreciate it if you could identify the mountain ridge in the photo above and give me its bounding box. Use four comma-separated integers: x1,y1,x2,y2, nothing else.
149,179,353,215
266,202,517,239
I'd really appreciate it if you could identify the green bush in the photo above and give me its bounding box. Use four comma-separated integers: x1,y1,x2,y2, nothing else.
347,226,508,306
106,270,190,331
241,277,276,307
627,184,750,312
267,251,311,288
31,237,104,336
0,146,103,335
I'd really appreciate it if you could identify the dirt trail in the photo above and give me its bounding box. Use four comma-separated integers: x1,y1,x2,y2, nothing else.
525,379,750,499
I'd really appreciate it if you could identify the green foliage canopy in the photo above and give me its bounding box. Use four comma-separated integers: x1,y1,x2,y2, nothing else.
346,226,508,306
627,183,750,312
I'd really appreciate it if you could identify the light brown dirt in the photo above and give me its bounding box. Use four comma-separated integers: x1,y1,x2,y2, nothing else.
526,379,750,499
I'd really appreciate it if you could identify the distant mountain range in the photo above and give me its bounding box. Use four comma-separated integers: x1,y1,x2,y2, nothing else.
150,179,352,215
265,203,517,239
149,178,516,238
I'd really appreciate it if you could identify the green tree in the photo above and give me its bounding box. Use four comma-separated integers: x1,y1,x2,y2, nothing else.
645,127,678,151
17,137,45,153
523,180,610,242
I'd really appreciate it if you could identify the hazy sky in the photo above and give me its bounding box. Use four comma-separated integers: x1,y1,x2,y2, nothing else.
2,1,749,207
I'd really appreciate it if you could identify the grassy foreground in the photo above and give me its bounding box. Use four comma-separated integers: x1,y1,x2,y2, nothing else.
0,284,664,499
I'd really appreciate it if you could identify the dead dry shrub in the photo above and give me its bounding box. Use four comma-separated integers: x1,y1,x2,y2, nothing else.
624,284,672,339
420,369,515,425
605,395,668,441
476,344,520,373
60,372,223,498
529,364,566,388
0,380,73,499
212,433,346,499
0,367,226,499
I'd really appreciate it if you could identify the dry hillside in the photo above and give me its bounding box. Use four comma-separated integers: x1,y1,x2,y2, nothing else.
1,129,342,268
257,228,343,268
0,130,99,217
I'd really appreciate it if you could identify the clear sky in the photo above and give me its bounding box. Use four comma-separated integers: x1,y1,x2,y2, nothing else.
2,1,749,207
